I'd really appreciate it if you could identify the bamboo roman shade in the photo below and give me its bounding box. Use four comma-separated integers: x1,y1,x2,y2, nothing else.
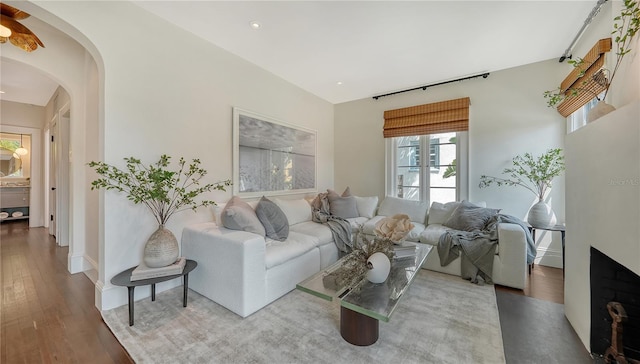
556,38,612,117
383,97,470,138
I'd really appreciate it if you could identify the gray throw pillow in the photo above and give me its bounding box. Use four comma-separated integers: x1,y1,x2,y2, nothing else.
255,196,289,241
444,200,500,232
327,188,358,219
221,196,266,237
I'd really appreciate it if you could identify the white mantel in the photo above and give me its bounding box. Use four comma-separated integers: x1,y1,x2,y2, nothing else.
564,100,640,351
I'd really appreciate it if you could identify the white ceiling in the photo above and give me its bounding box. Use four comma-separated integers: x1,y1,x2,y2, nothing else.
134,1,598,104
1,1,600,106
1,58,59,107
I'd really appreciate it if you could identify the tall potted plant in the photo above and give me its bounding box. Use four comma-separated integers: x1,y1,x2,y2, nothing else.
89,155,231,267
479,148,565,228
544,0,640,121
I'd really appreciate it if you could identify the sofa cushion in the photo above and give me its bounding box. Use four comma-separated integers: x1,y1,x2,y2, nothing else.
272,198,312,226
354,196,378,218
444,200,500,232
362,215,424,242
428,201,488,225
327,188,359,218
255,196,289,241
220,196,266,236
427,201,460,225
346,216,370,232
264,231,318,269
377,196,429,224
420,223,454,245
420,223,500,254
289,221,333,246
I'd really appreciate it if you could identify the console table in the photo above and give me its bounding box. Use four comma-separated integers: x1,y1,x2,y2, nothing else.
111,259,197,326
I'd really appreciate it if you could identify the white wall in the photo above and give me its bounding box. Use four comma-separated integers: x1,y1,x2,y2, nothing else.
335,59,567,267
563,0,640,353
29,1,334,310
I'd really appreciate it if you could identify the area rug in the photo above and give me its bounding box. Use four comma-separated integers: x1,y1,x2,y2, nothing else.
102,270,505,363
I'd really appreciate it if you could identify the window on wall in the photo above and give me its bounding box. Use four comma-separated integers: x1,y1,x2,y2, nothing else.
383,97,470,204
387,132,467,203
567,93,603,133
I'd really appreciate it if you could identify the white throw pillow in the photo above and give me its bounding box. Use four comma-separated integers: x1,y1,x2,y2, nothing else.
272,197,312,226
354,196,378,218
427,201,460,225
377,196,429,224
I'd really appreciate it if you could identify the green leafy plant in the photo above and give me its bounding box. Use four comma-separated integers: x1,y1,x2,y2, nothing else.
89,155,231,226
479,148,565,201
544,0,640,107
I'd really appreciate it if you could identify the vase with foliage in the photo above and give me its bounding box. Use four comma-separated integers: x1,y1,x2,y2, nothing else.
89,155,231,267
479,148,565,227
544,0,640,121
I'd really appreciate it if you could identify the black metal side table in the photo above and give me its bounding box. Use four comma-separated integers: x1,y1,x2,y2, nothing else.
111,259,197,326
529,225,566,274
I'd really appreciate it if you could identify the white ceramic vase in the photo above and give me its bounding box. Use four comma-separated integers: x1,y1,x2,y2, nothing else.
143,225,179,268
527,200,557,228
587,101,616,123
366,252,391,284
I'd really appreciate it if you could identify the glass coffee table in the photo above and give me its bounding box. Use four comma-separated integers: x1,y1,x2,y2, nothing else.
297,242,432,346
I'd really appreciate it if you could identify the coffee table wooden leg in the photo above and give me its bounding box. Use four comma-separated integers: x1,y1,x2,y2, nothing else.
127,286,135,326
340,306,379,346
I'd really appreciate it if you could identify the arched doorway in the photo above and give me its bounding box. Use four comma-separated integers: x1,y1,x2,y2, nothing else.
1,4,104,300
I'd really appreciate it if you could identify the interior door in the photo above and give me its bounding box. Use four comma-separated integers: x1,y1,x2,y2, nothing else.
49,117,57,238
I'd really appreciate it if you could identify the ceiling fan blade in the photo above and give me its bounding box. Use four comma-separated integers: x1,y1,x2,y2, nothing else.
0,17,44,48
1,4,31,20
9,33,38,52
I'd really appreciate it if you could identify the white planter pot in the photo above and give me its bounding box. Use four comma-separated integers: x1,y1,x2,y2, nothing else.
366,252,391,283
527,200,557,228
143,225,179,268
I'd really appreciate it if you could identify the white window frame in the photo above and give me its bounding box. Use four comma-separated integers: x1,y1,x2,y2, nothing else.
385,132,468,203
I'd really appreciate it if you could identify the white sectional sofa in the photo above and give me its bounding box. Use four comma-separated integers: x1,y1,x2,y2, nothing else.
181,194,529,318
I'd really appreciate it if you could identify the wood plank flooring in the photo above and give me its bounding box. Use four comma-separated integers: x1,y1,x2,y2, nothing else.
1,220,132,363
2,219,572,363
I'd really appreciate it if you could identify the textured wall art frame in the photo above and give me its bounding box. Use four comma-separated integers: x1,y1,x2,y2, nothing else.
232,107,317,197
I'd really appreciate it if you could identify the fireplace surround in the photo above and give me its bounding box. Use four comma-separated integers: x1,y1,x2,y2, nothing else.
591,247,640,360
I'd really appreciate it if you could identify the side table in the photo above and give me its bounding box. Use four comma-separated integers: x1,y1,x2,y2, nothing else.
111,259,197,326
529,225,565,274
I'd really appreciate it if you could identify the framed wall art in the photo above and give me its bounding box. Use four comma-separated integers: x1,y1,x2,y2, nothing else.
232,107,317,197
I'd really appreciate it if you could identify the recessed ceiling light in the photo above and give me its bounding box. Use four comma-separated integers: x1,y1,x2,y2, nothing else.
250,21,261,29
336,81,343,86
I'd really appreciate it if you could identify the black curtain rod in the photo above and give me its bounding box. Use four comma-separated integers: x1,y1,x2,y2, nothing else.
372,72,490,100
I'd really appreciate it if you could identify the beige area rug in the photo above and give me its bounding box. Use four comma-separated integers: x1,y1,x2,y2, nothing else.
102,270,505,364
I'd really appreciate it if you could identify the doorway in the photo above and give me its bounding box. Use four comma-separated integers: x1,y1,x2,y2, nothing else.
48,102,70,247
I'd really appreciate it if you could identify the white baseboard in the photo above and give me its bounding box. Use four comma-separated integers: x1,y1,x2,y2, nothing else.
68,252,94,274
535,247,563,269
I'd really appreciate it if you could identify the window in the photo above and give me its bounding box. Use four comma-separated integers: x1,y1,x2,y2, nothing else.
567,93,603,133
387,132,468,203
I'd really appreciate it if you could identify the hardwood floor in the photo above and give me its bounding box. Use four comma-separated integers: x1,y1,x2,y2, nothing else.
1,220,132,363
2,219,576,363
495,263,565,304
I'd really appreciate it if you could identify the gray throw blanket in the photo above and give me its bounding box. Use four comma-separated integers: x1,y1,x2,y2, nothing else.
311,193,353,253
438,214,536,285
